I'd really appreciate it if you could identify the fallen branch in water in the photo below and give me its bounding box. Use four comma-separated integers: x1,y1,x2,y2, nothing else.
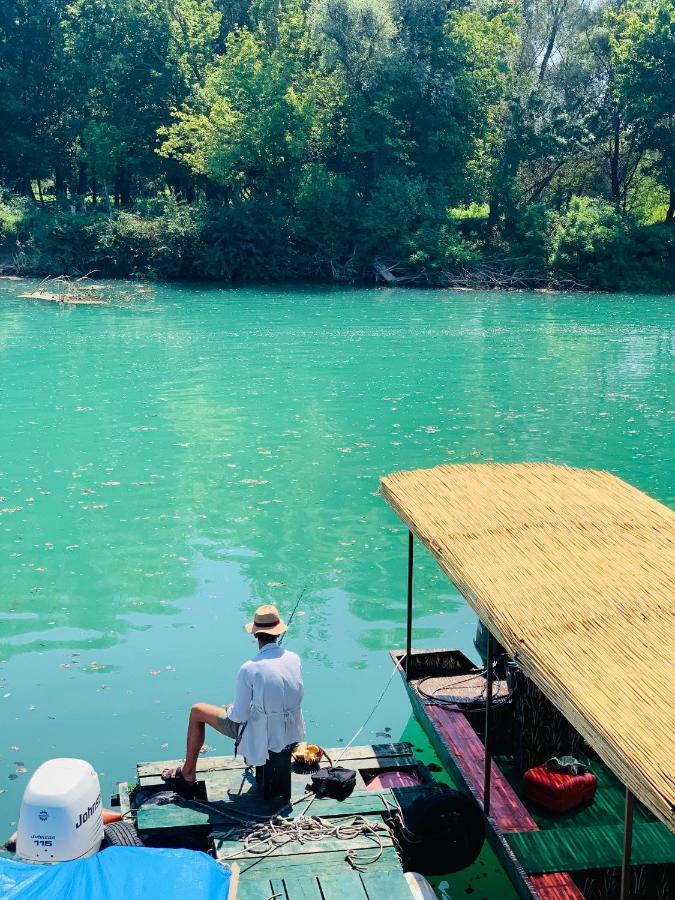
373,259,586,292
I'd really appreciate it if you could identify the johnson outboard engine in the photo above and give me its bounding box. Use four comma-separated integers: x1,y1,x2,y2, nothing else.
16,759,104,864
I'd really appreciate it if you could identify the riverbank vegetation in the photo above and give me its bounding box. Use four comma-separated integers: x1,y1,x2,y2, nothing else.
0,0,673,290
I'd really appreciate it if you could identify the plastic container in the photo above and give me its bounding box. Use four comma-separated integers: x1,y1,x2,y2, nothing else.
523,762,597,813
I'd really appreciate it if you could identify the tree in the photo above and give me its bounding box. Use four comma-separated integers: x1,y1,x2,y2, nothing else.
612,0,675,222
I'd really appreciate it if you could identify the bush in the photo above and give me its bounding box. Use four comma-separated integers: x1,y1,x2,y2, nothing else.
361,175,477,269
551,197,674,291
0,192,28,245
626,223,675,291
551,197,631,289
509,202,554,270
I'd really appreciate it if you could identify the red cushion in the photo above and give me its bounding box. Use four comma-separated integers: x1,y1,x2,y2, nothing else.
523,763,597,813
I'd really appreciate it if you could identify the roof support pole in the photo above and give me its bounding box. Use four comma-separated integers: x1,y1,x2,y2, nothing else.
619,788,634,900
405,531,414,681
483,631,494,817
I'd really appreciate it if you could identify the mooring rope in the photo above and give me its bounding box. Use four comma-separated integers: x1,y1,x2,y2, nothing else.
214,812,389,873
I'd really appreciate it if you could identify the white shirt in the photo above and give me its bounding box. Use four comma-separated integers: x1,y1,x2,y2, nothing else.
227,644,305,767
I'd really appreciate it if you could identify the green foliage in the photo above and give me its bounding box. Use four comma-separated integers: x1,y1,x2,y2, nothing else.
0,193,28,243
611,0,675,219
1,0,672,287
551,197,629,288
551,196,674,290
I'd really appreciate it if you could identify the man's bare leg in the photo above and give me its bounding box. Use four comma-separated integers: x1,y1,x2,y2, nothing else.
163,702,227,784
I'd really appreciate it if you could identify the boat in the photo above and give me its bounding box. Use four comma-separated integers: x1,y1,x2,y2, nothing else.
3,742,469,898
112,741,462,898
380,462,675,900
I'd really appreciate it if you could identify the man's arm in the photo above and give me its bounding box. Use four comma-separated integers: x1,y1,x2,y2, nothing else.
227,665,252,724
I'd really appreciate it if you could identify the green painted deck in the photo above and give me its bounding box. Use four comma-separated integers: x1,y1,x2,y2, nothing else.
130,743,435,898
506,822,675,875
496,754,659,832
496,753,675,874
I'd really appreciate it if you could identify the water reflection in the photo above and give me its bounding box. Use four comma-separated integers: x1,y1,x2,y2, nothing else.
0,282,672,827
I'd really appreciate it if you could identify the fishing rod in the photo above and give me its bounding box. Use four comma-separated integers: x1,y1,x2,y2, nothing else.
278,581,308,645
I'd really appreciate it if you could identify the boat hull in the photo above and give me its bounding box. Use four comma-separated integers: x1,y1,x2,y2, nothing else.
390,648,584,900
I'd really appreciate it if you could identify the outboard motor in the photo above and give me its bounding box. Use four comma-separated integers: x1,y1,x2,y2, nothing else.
16,759,104,864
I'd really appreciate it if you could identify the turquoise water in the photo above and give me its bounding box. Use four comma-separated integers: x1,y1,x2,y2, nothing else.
0,282,673,860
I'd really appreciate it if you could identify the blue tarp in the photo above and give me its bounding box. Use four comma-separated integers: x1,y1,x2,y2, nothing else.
0,847,232,899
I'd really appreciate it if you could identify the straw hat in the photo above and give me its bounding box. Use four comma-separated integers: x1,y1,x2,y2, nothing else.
245,604,288,637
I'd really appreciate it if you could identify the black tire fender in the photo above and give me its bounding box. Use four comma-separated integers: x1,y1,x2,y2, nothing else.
102,820,144,847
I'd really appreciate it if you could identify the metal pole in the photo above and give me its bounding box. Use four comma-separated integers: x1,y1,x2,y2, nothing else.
405,531,414,681
483,631,494,816
619,788,634,900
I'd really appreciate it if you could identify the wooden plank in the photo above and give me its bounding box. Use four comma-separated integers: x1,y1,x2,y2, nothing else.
529,873,585,900
425,703,537,833
231,847,402,877
138,755,244,778
137,788,399,837
137,798,266,835
282,875,323,899
236,879,274,900
329,743,413,761
137,745,411,780
205,756,419,802
214,833,393,862
317,871,369,900
507,821,675,874
286,790,395,819
270,877,287,900
360,870,414,900
116,781,132,820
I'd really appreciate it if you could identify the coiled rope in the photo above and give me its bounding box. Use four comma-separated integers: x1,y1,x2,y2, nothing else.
214,812,390,872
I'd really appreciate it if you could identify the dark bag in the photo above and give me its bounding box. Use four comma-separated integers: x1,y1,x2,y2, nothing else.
309,766,357,800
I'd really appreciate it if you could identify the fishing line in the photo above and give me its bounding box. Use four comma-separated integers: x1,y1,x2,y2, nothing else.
278,581,308,646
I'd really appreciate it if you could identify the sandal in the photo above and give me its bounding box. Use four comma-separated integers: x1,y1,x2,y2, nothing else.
160,766,198,795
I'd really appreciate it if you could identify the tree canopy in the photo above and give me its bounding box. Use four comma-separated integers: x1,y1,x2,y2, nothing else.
0,0,673,288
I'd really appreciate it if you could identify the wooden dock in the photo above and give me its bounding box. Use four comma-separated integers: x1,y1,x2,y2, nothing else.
117,743,440,899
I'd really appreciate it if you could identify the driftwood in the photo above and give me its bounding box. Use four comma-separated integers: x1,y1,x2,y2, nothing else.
18,274,154,306
19,274,107,305
373,259,586,292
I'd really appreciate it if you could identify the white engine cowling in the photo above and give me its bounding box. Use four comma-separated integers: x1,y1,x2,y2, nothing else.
16,758,104,864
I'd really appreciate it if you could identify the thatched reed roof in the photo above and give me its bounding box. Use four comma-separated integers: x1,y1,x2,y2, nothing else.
380,463,675,831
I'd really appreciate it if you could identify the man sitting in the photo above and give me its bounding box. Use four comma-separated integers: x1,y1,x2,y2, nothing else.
161,604,304,789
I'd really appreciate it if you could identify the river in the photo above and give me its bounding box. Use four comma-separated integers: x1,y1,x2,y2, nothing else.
0,281,673,890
